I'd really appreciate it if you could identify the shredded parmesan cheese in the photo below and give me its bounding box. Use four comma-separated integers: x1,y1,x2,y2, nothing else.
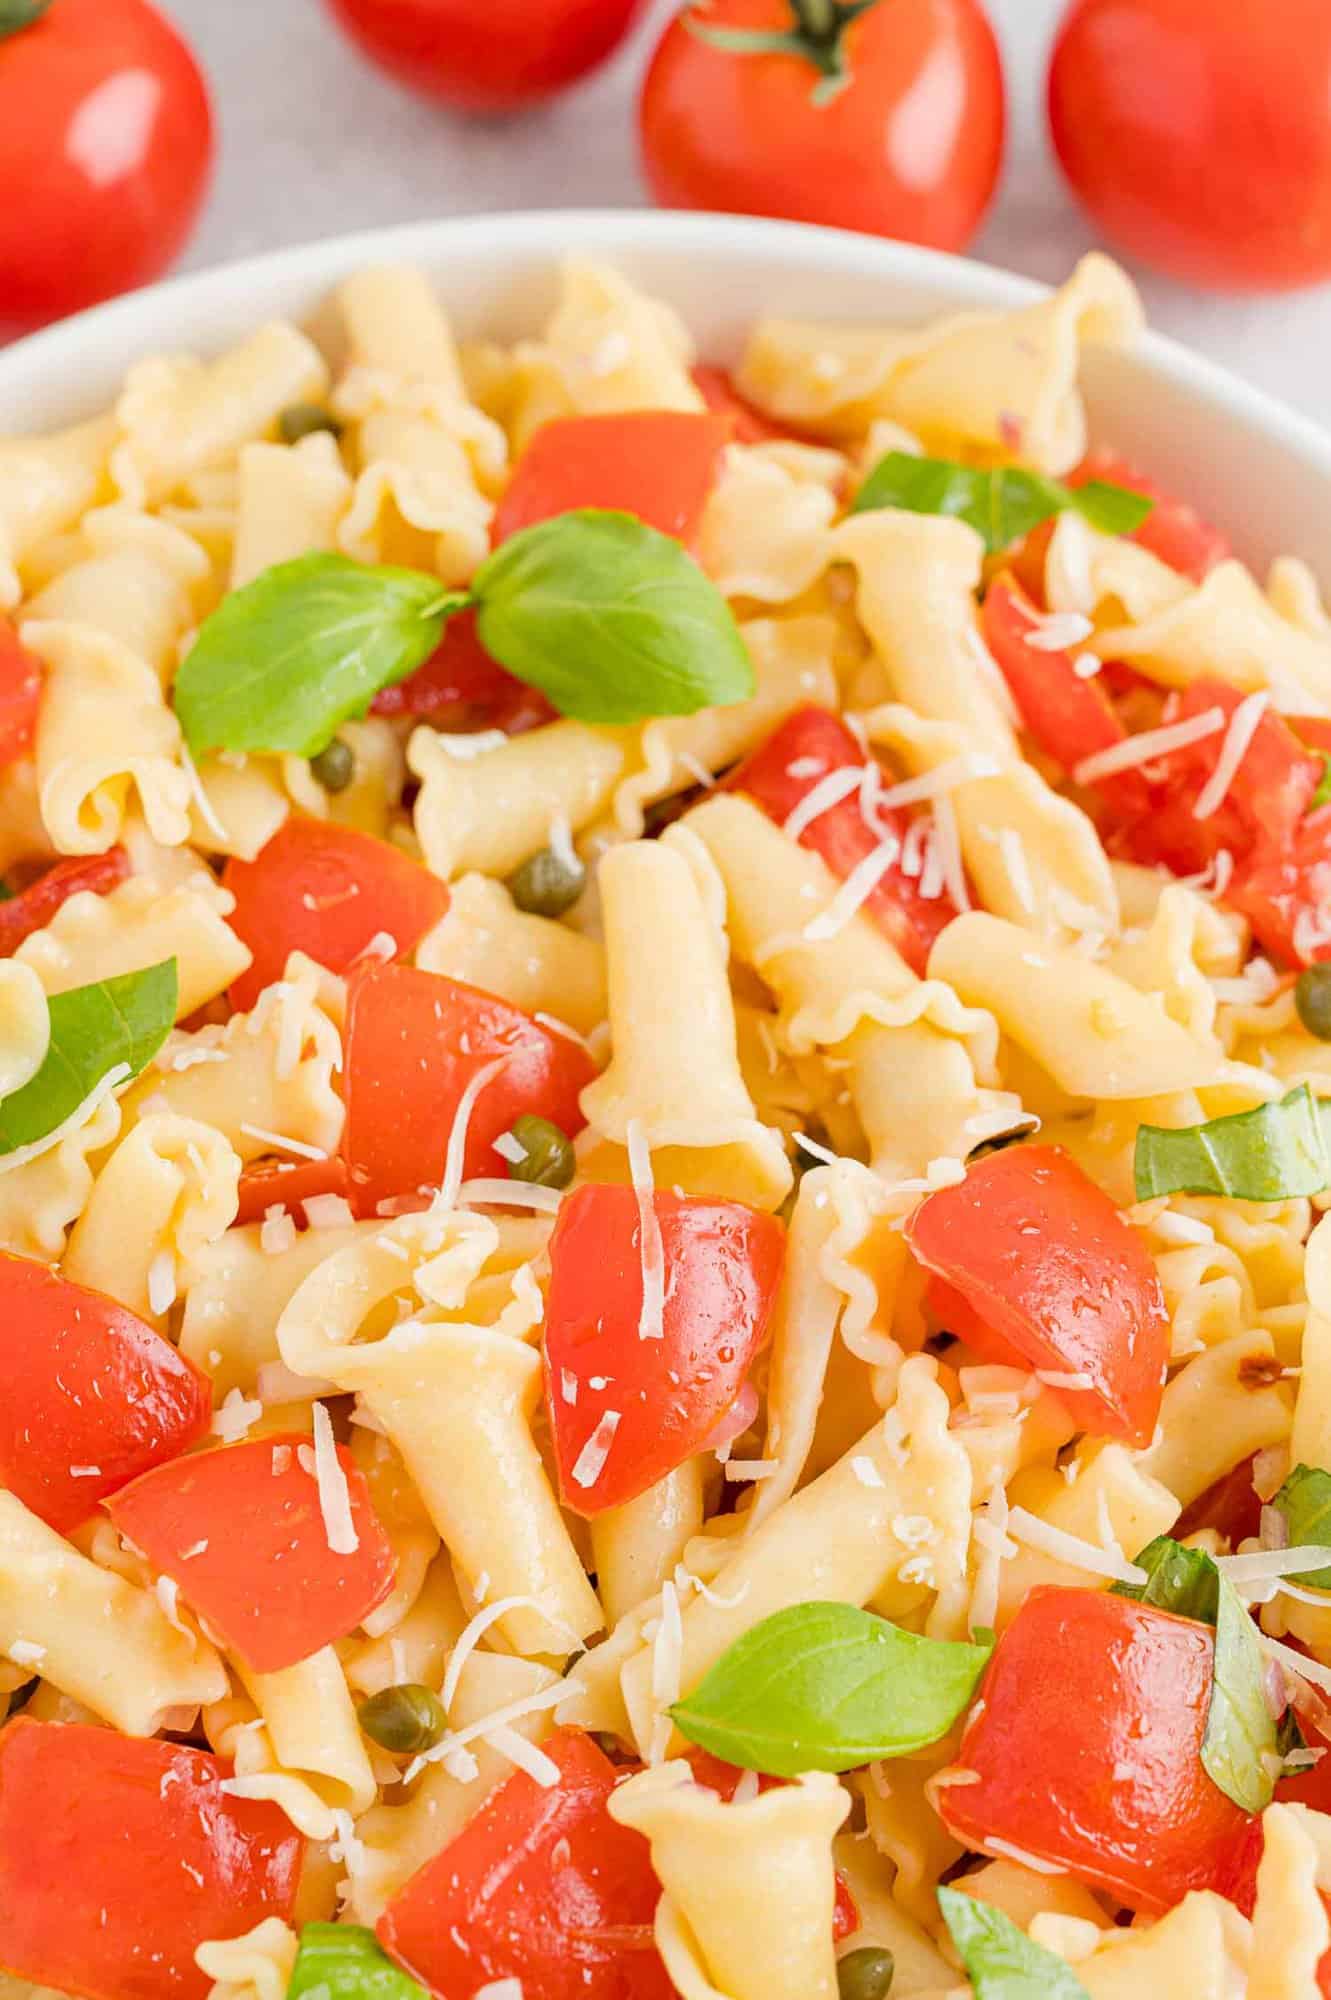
442,1595,565,1711
456,1178,564,1213
930,794,969,912
1034,1369,1095,1392
783,765,864,840
876,754,1000,811
723,1459,779,1482
1192,692,1270,821
303,1193,355,1229
1073,707,1226,787
7,1639,46,1667
147,1250,177,1318
626,1118,665,1341
430,730,508,760
404,1677,582,1783
484,1724,560,1788
239,1123,328,1163
983,1836,1067,1876
802,835,901,942
435,1051,516,1213
492,1130,528,1165
1006,1507,1147,1585
1218,1545,1331,1585
311,1401,358,1555
211,1387,263,1443
1023,611,1095,653
259,1205,297,1255
572,1410,622,1489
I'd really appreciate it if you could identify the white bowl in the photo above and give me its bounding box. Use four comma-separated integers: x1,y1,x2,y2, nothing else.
3,209,1330,581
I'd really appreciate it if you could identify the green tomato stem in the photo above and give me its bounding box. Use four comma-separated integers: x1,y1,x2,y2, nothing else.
791,0,837,40
0,0,52,34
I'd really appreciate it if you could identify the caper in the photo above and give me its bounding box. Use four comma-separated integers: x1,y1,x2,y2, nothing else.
1296,963,1331,1040
836,1947,895,2000
278,402,342,445
357,1682,447,1755
310,737,356,793
507,844,587,918
506,1113,575,1190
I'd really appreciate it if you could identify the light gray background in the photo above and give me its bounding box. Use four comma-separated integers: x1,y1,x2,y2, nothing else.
166,0,1331,423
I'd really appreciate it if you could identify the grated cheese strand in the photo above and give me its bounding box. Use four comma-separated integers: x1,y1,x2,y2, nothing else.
435,1051,517,1214
930,794,970,912
484,1723,561,1788
1074,707,1227,787
442,1595,562,1711
802,836,902,942
311,1401,359,1556
626,1118,666,1341
1006,1506,1147,1584
1192,692,1270,821
782,765,864,841
572,1409,622,1489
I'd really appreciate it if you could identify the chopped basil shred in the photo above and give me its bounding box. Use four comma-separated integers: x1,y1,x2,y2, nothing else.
668,1600,991,1776
1273,1465,1331,1589
174,511,752,757
1134,1084,1331,1202
1114,1536,1278,1814
0,960,177,1158
850,451,1153,553
937,1887,1089,1999
287,1924,427,2000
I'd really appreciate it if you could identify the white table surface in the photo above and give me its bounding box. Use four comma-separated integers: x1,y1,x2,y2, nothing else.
167,0,1331,427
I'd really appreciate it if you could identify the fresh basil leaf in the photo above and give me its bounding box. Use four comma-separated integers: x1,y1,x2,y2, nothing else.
669,1601,991,1776
1134,1084,1331,1201
937,1887,1089,1999
1114,1536,1277,1814
174,553,465,758
1113,1534,1219,1621
0,960,177,1157
1312,757,1331,813
287,1924,426,2000
850,452,1153,554
1273,1465,1331,1589
473,510,753,727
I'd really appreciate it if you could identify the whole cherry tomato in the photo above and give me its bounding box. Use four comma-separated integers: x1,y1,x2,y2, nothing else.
639,0,1005,252
1049,0,1331,292
0,0,213,334
320,0,649,113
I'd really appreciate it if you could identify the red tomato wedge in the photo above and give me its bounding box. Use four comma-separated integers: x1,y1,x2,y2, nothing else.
0,1719,302,2000
981,573,1151,821
0,847,130,955
224,818,450,1012
935,1587,1255,1916
490,412,732,550
1174,1453,1264,1548
684,1751,859,1938
0,616,42,767
544,1186,785,1516
106,1432,396,1674
378,1728,672,2000
234,1154,353,1228
729,706,958,976
1068,450,1231,583
691,364,788,445
342,964,596,1214
0,1254,211,1534
906,1145,1170,1446
370,607,554,734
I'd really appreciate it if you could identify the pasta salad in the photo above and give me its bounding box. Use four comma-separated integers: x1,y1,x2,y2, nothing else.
3,251,1331,2000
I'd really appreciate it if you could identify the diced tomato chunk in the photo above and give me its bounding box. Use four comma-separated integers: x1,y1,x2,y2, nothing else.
0,615,42,768
370,607,554,734
106,1431,396,1673
491,412,731,550
936,1587,1256,1915
729,706,957,975
0,1719,303,2000
224,817,449,1011
341,964,596,1214
1068,450,1231,583
0,1254,212,1533
907,1146,1170,1446
1174,1453,1265,1548
0,847,130,955
544,1186,785,1515
234,1153,353,1228
378,1728,673,2000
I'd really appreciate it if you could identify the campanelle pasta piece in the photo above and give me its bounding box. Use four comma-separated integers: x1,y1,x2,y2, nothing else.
957,1858,1112,1934
339,407,492,587
0,1491,226,1733
277,1211,601,1655
111,323,329,507
16,870,249,1017
282,715,407,842
185,755,290,863
590,1462,707,1629
411,718,627,882
856,1749,963,1929
1246,1803,1330,2000
1106,883,1244,1044
195,1920,298,2000
0,1087,121,1263
346,1652,560,1923
1139,1330,1292,1506
415,872,606,1038
1093,557,1331,711
347,1429,442,1639
179,1220,376,1398
344,1553,464,1699
235,1647,377,1820
737,252,1142,472
0,413,115,610
229,433,352,589
203,1685,352,1844
614,1357,971,1756
610,1763,849,2000
62,1114,240,1329
1029,1893,1250,1999
930,912,1235,1099
992,1447,1180,1627
26,508,211,683
578,837,791,1208
830,1834,955,1995
1043,510,1189,628
125,958,344,1164
0,960,48,1098
1289,1214,1331,1472
696,443,842,605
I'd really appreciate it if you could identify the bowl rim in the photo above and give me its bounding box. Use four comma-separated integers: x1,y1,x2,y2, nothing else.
3,207,1330,469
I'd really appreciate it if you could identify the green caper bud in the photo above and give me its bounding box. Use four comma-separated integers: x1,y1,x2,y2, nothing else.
506,1113,575,1190
310,737,356,793
1296,964,1331,1040
507,844,587,919
278,402,342,445
357,1683,447,1755
836,1947,895,2000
